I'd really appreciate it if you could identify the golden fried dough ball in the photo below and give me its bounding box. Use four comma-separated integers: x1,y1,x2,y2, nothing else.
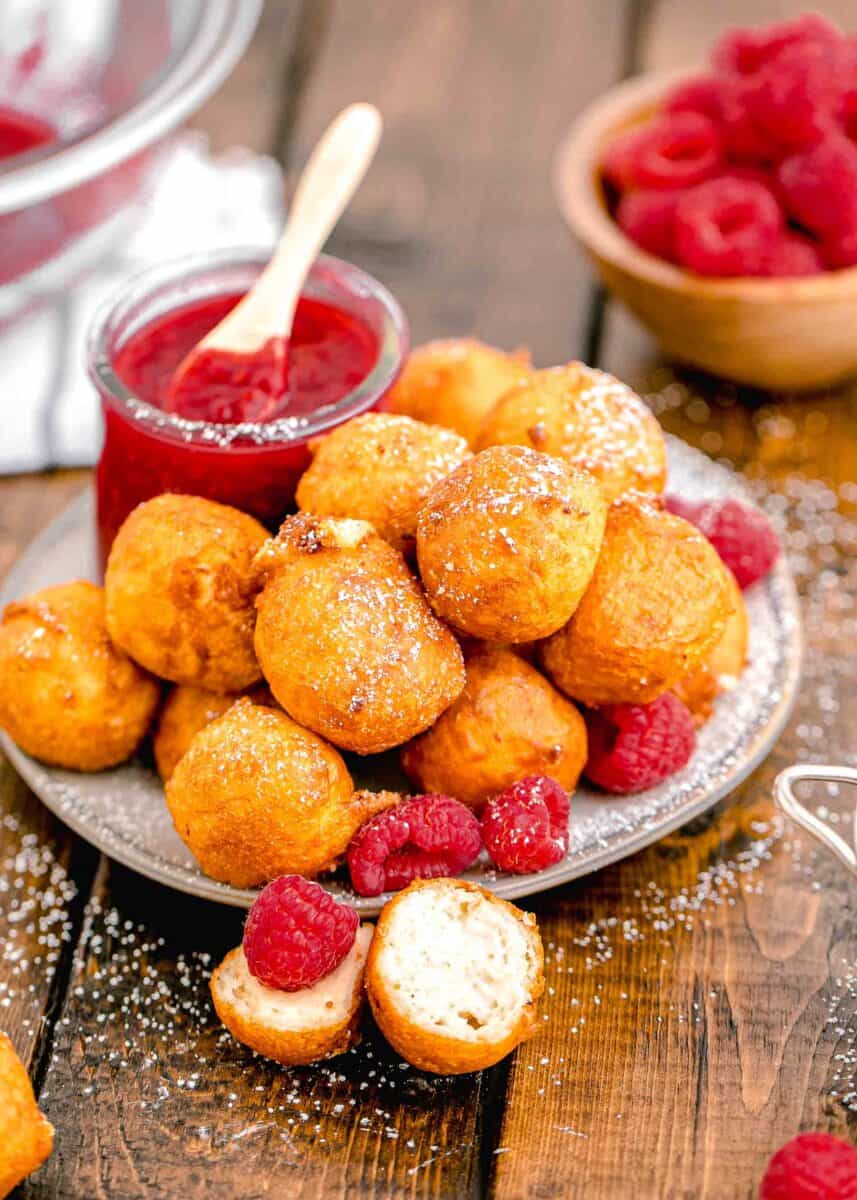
296,412,471,555
105,494,267,691
0,581,159,771
153,683,274,781
165,699,393,887
401,646,587,808
475,363,667,502
416,446,608,643
254,515,465,754
540,496,733,706
387,338,532,446
673,568,748,725
0,1032,53,1196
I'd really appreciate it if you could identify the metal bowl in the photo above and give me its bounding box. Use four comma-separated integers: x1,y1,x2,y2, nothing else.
0,0,262,315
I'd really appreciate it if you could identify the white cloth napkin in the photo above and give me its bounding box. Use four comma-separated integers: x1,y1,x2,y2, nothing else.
1,133,286,474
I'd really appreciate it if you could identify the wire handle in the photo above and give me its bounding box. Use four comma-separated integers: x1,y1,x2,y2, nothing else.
774,764,857,877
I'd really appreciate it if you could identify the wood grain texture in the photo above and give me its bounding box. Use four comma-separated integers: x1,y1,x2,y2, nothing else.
288,0,629,363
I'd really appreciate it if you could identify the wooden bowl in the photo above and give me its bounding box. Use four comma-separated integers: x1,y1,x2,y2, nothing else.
554,69,857,391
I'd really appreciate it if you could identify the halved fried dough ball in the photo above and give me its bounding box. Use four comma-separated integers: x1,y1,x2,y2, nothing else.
0,581,159,771
416,446,608,643
540,496,733,706
475,363,667,502
105,494,267,691
165,698,393,887
673,567,748,725
153,683,274,782
401,646,587,808
296,412,471,555
387,338,532,446
0,1031,53,1197
254,515,465,754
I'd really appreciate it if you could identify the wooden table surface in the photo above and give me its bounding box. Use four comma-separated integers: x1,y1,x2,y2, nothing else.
4,1,857,1197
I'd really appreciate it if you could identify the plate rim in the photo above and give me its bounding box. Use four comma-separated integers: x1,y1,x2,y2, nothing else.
0,450,803,914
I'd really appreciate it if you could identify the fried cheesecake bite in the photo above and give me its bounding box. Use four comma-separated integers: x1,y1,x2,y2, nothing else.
0,1032,53,1197
254,515,465,754
673,567,749,725
475,363,667,502
416,446,607,643
387,338,532,446
401,646,587,808
540,495,733,706
165,699,393,887
153,682,274,782
0,581,159,771
295,412,471,555
105,494,267,691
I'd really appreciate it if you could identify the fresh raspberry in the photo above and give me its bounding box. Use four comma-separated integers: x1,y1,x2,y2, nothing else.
665,75,728,124
777,135,857,236
602,112,722,192
741,42,848,153
481,776,570,875
347,794,482,897
758,231,823,276
673,177,782,277
616,189,681,261
713,14,843,77
821,227,857,270
720,82,781,164
584,694,696,794
664,495,780,588
760,1133,857,1200
243,875,359,992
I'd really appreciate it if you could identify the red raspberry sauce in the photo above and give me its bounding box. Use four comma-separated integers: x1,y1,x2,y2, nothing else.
0,105,54,159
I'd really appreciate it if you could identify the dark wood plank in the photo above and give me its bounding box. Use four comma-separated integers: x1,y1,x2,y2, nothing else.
289,0,630,363
493,1,857,1196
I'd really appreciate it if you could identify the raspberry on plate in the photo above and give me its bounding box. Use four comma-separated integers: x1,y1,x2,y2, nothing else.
673,177,782,277
347,793,482,897
760,1132,857,1200
243,875,359,992
602,112,722,192
616,189,682,261
713,14,843,77
584,693,696,794
664,495,780,589
777,134,857,236
481,776,570,875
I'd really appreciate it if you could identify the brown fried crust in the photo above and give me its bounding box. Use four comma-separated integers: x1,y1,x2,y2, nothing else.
475,362,667,502
416,446,608,643
210,942,370,1067
386,338,532,446
365,879,545,1076
105,494,267,691
0,581,159,771
672,567,748,725
153,683,274,781
401,645,587,807
296,412,471,555
540,495,733,705
0,1031,53,1196
253,515,465,755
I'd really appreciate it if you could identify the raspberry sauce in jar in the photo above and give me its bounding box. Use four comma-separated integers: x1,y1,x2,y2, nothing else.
89,252,408,567
0,105,55,159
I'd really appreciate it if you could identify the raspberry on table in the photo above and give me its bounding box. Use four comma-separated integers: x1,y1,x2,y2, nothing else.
713,14,843,77
673,177,782,277
777,134,857,236
584,694,696,795
616,190,682,261
760,1132,857,1200
347,794,482,897
242,875,359,992
481,776,570,875
664,495,780,589
601,112,722,192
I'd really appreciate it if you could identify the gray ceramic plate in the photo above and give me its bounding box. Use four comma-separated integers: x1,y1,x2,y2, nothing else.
0,437,802,914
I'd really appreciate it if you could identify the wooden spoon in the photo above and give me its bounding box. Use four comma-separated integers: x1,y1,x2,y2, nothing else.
165,102,383,419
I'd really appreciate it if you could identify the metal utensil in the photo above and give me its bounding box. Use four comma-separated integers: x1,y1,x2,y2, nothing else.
775,764,857,878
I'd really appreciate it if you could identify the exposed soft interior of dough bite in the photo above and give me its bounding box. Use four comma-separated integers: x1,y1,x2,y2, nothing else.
373,886,539,1042
217,925,373,1031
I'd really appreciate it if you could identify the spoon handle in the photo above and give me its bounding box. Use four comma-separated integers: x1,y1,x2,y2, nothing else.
774,763,857,877
205,103,382,353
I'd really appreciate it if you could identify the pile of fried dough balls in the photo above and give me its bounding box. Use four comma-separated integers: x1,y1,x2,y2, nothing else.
0,340,746,890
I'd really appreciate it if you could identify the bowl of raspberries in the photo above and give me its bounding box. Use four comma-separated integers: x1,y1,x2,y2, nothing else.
555,12,857,391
